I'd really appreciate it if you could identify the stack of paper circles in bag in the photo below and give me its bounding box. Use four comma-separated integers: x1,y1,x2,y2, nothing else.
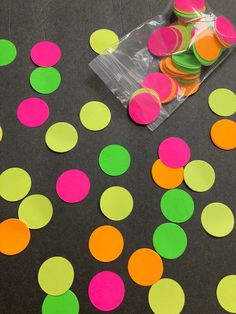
173,0,206,24
214,16,236,48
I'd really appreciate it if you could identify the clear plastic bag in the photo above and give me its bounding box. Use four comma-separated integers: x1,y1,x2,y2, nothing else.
89,0,235,131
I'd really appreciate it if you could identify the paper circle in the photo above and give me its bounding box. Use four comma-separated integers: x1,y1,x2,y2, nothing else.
178,79,200,96
30,41,61,67
208,88,236,117
88,271,125,311
100,186,133,221
30,67,61,94
0,126,3,142
0,167,31,202
158,137,191,168
45,122,78,153
99,144,131,176
161,189,194,223
148,27,178,56
38,256,74,296
210,119,236,150
153,223,187,259
0,39,17,66
42,290,79,314
148,278,185,314
0,218,30,255
201,202,234,237
217,275,236,313
194,29,221,62
215,16,236,45
174,0,205,12
184,160,215,192
128,248,163,286
18,194,53,229
80,101,111,131
17,98,49,127
89,225,124,262
56,169,90,203
89,29,119,54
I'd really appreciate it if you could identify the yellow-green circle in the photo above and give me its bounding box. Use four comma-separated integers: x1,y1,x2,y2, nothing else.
89,29,119,54
209,88,236,117
217,275,236,313
80,101,111,131
100,186,134,221
18,194,53,229
0,39,17,66
0,126,3,142
148,278,185,314
38,256,74,296
201,202,234,237
45,122,78,153
0,167,31,202
30,67,61,94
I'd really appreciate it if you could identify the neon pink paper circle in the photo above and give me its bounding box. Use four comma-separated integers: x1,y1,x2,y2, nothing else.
158,137,191,168
142,72,173,102
170,27,182,51
17,98,49,127
56,169,90,203
128,93,161,125
174,0,205,12
215,16,236,45
148,27,178,56
88,271,125,311
30,41,61,67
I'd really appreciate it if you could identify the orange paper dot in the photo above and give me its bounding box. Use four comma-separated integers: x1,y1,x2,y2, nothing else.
210,119,236,150
195,29,222,62
178,80,200,97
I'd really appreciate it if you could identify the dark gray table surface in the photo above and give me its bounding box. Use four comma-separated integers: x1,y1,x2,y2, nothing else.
0,0,236,313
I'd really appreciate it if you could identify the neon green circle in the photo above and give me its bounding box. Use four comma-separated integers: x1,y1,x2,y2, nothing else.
18,194,53,229
209,88,236,117
45,122,78,153
38,256,74,296
100,186,134,221
0,167,31,202
217,275,236,313
80,101,111,131
0,39,17,66
0,126,3,142
89,29,119,54
30,67,61,94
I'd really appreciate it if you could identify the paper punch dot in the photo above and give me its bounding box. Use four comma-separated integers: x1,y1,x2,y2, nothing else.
215,16,236,46
89,29,119,54
148,27,178,56
210,119,236,150
38,256,74,296
0,126,3,142
174,0,205,12
0,39,17,66
30,67,61,94
128,248,163,286
88,271,125,311
0,167,31,202
31,41,61,67
217,275,236,313
209,88,236,117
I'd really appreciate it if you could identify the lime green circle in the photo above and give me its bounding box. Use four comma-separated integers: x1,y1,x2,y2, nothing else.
172,26,191,51
30,67,61,94
0,39,17,66
80,101,111,131
149,278,185,314
201,202,234,237
0,126,3,142
217,275,236,313
174,9,202,19
0,167,31,202
89,29,119,54
18,194,53,229
161,189,194,223
42,290,80,314
45,122,78,153
172,52,201,70
209,88,236,117
38,256,74,296
153,223,187,259
184,160,215,192
100,186,134,221
99,144,131,176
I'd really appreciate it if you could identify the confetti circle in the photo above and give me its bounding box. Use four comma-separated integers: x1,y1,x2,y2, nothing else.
184,160,215,192
38,256,74,296
18,194,53,229
158,137,191,168
31,41,61,67
80,101,111,131
128,248,163,286
42,290,79,314
178,79,200,96
217,275,236,313
0,218,30,255
30,67,61,94
56,169,90,203
88,271,125,311
201,202,234,237
174,0,205,12
0,39,17,66
148,278,185,314
17,98,49,127
100,186,133,221
215,16,236,45
0,167,31,202
161,189,194,223
45,122,78,153
210,119,236,150
0,126,3,142
89,29,119,54
153,223,187,259
148,27,178,56
208,88,236,117
89,225,124,262
99,144,131,176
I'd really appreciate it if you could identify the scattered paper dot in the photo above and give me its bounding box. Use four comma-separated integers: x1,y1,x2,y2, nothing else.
42,290,79,314
217,275,236,313
30,67,61,94
210,119,236,150
89,29,119,54
209,88,236,117
0,39,17,66
0,126,3,142
31,41,61,67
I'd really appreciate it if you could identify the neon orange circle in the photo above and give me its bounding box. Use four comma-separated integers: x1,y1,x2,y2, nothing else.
163,77,177,104
178,80,200,96
210,119,236,150
195,29,222,61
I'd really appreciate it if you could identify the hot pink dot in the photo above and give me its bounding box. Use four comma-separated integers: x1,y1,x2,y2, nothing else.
148,27,178,56
30,41,61,67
